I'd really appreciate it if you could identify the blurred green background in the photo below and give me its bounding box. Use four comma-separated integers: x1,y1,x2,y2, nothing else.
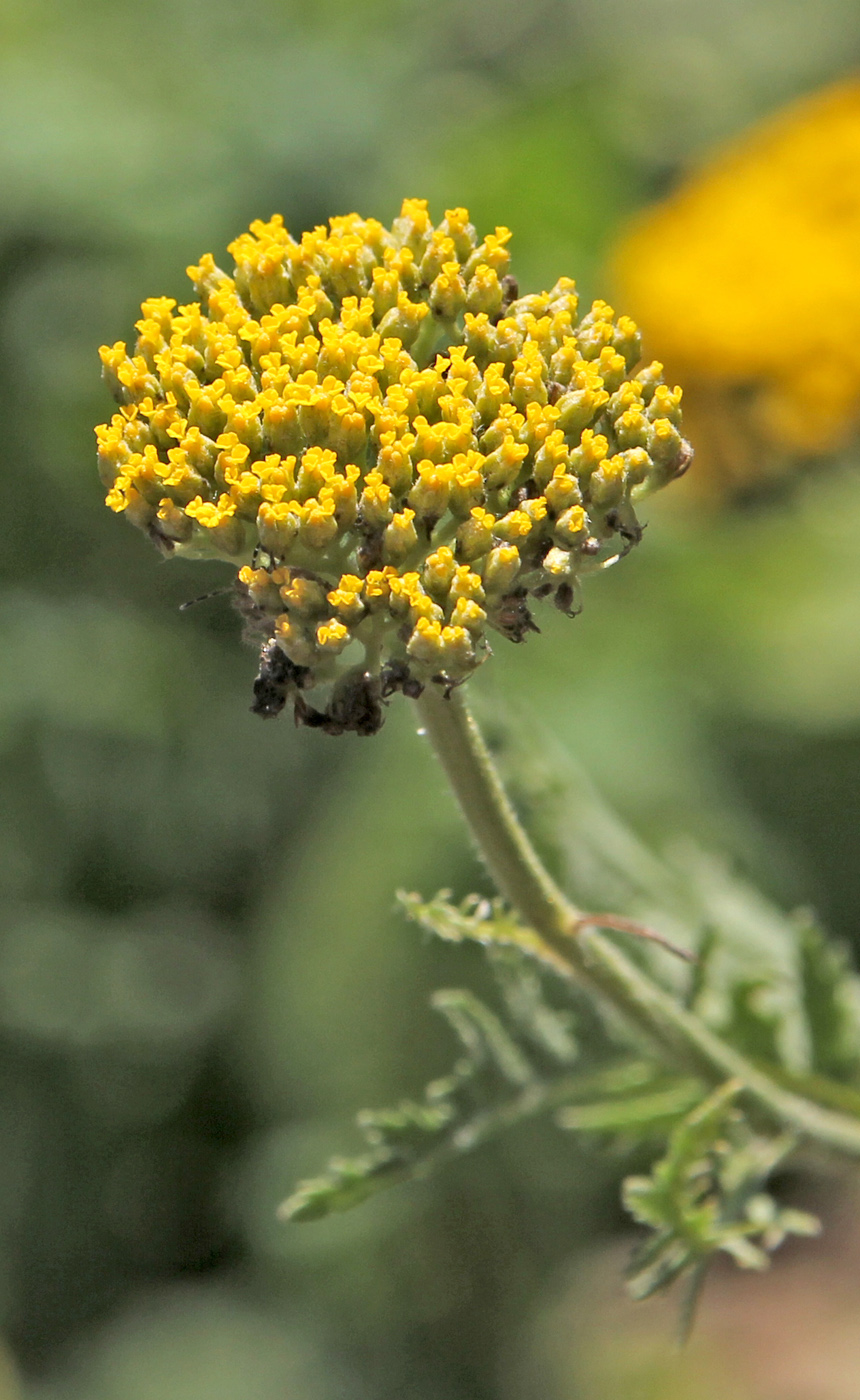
4,1,860,1396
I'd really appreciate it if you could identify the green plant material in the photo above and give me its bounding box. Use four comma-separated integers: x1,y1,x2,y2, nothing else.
623,1081,820,1304
283,710,860,1315
397,889,577,983
489,945,580,1066
496,727,860,1091
282,893,706,1223
556,1082,703,1136
277,989,534,1222
279,971,571,1221
797,913,860,1081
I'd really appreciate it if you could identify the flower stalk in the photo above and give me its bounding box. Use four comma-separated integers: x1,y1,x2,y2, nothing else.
416,685,860,1159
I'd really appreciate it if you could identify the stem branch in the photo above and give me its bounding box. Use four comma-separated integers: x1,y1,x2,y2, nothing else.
416,685,860,1159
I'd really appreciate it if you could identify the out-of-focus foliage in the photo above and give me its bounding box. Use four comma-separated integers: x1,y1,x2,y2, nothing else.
4,0,860,1397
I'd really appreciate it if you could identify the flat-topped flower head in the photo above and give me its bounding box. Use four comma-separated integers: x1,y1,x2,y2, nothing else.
97,200,691,734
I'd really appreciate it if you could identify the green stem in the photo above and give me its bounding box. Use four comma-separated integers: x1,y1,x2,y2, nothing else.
416,684,569,937
415,685,860,1159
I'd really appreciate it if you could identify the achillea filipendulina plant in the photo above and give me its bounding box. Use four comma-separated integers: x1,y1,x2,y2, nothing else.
98,201,860,1315
610,80,860,498
97,200,690,734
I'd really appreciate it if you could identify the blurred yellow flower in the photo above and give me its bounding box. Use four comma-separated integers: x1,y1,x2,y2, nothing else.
611,79,860,497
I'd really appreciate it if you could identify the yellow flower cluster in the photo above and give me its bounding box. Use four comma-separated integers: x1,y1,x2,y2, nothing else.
610,80,860,497
97,200,690,734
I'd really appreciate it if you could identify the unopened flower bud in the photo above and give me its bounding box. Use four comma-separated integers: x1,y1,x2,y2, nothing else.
482,545,521,595
555,505,588,546
383,508,419,563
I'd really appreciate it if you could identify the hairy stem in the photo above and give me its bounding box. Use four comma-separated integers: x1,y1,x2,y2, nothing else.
416,685,860,1159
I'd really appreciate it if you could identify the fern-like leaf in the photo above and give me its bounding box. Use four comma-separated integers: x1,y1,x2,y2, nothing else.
623,1080,820,1301
281,894,700,1221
